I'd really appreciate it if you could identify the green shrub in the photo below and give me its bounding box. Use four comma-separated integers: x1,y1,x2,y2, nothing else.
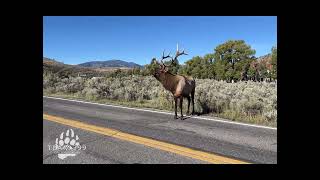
43,74,277,126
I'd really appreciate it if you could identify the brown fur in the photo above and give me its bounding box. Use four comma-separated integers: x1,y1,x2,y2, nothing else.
154,66,195,120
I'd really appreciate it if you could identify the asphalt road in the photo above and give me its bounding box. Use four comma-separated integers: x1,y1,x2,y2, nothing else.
43,96,277,164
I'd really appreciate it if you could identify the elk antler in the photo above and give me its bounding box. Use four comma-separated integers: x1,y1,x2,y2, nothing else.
163,46,188,67
159,50,173,70
173,48,188,61
157,47,188,72
160,50,172,64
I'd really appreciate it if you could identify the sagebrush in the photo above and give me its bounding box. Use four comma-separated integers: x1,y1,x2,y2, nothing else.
43,73,277,126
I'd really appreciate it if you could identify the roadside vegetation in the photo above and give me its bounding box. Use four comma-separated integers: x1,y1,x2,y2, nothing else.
44,75,276,127
43,40,277,127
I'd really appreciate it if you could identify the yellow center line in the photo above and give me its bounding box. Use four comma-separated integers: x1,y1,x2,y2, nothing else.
43,113,250,164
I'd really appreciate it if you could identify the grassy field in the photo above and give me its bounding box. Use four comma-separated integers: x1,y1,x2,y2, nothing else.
43,74,277,127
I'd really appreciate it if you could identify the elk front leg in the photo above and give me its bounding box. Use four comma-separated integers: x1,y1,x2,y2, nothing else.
180,96,183,120
174,97,178,119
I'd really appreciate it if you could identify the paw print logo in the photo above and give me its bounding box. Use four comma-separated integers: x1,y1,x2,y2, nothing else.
54,129,83,160
56,129,80,147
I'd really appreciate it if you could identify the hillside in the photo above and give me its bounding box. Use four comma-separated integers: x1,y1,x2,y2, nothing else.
43,57,104,78
78,60,142,68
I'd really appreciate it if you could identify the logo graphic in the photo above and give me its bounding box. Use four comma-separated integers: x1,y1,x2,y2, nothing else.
48,129,86,160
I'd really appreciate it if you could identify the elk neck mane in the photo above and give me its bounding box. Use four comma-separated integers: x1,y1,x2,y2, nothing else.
158,71,176,88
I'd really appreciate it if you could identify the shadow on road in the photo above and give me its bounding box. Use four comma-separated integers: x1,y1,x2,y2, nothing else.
180,115,192,121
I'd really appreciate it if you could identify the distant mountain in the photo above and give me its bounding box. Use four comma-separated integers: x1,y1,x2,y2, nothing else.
43,57,64,65
78,60,142,68
43,57,104,78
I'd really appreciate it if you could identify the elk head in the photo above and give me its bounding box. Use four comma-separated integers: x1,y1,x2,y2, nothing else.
153,50,172,80
153,46,188,80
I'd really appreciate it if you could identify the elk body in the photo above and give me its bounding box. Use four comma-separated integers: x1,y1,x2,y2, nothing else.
153,47,195,120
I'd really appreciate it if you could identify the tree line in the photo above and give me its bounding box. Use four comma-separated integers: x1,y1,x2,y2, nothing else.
107,40,277,82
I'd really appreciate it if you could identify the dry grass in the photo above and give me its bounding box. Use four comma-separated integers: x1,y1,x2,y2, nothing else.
43,74,277,127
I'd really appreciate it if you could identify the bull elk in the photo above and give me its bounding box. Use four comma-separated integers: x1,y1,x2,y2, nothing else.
153,46,195,120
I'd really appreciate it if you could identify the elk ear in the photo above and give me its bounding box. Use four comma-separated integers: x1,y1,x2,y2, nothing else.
164,66,169,72
152,58,161,66
159,65,165,72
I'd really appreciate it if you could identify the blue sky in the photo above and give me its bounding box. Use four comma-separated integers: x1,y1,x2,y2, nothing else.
43,16,277,65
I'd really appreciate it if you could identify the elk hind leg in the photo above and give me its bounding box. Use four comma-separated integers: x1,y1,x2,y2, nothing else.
174,97,178,119
180,96,183,120
186,96,191,115
191,90,195,115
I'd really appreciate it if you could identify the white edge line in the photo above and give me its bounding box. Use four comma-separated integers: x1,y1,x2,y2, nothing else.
43,96,277,130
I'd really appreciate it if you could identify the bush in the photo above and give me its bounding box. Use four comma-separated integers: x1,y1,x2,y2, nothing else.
43,74,277,126
82,87,99,100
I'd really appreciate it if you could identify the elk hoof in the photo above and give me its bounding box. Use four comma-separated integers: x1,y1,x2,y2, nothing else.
174,115,178,119
180,116,183,120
